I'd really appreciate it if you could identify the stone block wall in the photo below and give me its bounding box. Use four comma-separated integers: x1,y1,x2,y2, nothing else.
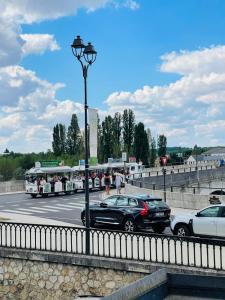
0,251,145,300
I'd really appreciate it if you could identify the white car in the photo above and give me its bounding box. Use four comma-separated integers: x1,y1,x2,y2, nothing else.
170,204,225,238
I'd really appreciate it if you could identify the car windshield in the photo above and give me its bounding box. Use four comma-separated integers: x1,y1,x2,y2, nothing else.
144,199,167,208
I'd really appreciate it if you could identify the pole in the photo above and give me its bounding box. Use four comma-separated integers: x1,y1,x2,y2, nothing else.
83,66,90,255
163,168,166,202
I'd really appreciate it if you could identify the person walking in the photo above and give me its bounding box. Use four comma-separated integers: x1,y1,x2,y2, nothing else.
104,171,111,195
115,173,122,194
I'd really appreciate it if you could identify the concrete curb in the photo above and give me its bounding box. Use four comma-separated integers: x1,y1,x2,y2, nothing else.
0,191,24,196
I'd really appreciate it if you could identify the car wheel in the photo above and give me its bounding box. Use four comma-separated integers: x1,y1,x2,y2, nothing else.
123,218,136,232
152,224,166,234
175,224,190,237
31,194,37,198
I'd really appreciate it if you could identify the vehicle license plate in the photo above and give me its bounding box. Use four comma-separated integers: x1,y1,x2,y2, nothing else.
155,212,164,217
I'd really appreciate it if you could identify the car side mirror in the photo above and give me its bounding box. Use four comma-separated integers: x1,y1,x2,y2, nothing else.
100,202,107,208
196,212,200,217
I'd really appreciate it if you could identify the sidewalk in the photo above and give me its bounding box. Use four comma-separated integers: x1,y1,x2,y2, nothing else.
0,212,78,227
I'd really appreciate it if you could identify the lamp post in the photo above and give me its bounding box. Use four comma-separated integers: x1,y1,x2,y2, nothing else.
71,35,97,255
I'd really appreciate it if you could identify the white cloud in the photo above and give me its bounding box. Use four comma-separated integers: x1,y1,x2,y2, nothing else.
105,45,225,147
160,45,225,75
1,0,138,23
21,34,60,56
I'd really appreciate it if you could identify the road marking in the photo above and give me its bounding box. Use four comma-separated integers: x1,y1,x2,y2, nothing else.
68,202,85,207
31,206,59,212
2,210,32,215
43,205,72,211
17,208,46,214
53,204,73,211
55,204,82,209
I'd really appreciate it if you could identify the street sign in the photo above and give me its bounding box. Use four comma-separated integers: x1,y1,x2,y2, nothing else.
79,160,85,166
122,152,127,162
36,160,64,168
160,156,168,166
129,156,136,163
89,157,98,166
108,158,113,164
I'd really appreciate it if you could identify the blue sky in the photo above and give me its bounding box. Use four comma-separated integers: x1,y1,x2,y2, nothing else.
21,0,225,107
1,0,225,152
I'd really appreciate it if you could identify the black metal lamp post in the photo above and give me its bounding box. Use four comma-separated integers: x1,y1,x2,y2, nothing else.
162,168,166,202
71,35,97,255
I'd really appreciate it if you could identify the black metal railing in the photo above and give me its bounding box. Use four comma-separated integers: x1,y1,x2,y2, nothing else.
0,222,225,271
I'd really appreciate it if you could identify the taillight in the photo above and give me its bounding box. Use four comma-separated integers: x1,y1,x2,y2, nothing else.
140,201,149,216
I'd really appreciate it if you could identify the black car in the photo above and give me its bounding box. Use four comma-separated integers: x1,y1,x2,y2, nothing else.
81,194,171,233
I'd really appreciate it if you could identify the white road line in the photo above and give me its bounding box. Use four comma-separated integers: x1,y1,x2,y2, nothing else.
17,208,46,214
55,204,82,209
31,206,59,212
43,205,72,211
2,210,32,215
53,204,72,211
68,202,85,207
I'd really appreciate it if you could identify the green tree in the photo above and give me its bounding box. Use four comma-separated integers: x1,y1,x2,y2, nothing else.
122,109,135,156
101,115,114,162
97,115,104,163
112,112,122,158
66,114,81,155
59,124,66,155
133,122,150,165
52,123,66,155
52,124,61,155
157,134,167,157
0,157,15,181
150,137,157,167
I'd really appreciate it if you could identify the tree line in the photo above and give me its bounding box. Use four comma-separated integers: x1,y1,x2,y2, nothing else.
0,110,207,182
52,109,168,166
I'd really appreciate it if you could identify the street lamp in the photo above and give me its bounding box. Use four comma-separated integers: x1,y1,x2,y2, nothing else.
71,35,97,255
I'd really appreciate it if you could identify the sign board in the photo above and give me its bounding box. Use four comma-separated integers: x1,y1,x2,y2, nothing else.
35,160,64,168
89,157,98,166
88,108,98,159
79,160,85,166
122,152,127,162
108,158,113,164
160,156,168,166
129,157,136,163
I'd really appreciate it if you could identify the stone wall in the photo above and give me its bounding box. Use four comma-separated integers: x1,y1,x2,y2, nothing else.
125,183,225,209
0,258,143,300
0,249,148,300
0,246,223,300
0,180,24,193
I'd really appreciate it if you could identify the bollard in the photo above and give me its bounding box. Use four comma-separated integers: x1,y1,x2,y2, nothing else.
193,187,195,194
171,186,173,192
157,171,158,176
153,184,155,190
149,172,151,177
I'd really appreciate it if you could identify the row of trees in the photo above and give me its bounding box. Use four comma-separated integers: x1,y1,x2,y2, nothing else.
51,109,168,166
52,114,84,159
97,109,167,166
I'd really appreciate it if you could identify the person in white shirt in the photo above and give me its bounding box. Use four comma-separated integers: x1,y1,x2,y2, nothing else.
115,174,122,194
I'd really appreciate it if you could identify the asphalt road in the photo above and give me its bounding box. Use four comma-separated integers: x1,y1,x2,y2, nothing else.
0,191,172,234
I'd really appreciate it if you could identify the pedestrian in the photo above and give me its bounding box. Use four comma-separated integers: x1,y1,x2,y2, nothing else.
115,173,122,194
104,171,111,195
